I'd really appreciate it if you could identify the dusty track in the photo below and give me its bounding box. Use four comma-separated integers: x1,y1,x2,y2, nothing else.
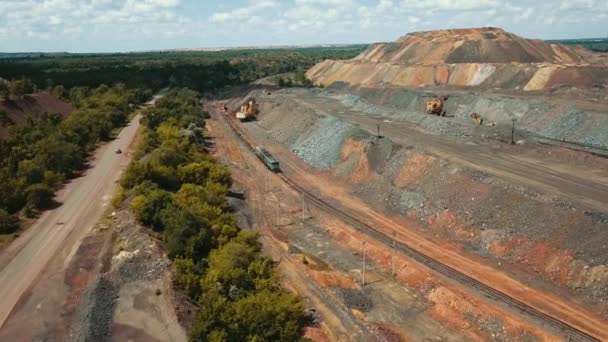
216,106,605,342
0,114,142,329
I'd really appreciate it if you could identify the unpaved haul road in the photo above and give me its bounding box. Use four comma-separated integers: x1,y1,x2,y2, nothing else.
337,112,608,212
0,114,142,329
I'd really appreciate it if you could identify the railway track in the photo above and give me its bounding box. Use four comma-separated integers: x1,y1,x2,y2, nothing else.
215,106,600,342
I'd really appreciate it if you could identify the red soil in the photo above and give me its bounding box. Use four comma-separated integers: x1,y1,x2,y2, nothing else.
394,153,435,188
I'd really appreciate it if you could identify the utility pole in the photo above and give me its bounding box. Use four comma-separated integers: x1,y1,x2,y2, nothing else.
377,120,381,138
276,197,280,229
250,199,258,230
511,118,516,145
361,241,367,286
301,193,306,224
391,231,396,277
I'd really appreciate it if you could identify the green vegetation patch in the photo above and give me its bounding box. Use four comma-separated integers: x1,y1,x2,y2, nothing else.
0,83,148,228
0,45,368,93
118,89,308,341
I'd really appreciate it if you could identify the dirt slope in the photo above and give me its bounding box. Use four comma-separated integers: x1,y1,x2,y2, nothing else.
0,92,74,138
239,89,608,326
307,27,608,91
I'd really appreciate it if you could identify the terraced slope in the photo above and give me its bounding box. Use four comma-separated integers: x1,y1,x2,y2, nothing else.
307,27,608,91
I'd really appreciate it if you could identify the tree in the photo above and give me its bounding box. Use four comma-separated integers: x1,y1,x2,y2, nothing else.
204,231,262,293
227,290,305,341
160,204,211,261
0,80,8,100
8,78,35,100
0,209,19,234
0,110,14,127
25,183,55,209
18,159,44,184
177,161,213,186
130,190,172,230
173,258,204,299
208,164,232,188
120,161,147,189
51,85,65,99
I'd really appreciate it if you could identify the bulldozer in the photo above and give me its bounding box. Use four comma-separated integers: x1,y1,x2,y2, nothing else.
236,98,258,122
425,96,448,116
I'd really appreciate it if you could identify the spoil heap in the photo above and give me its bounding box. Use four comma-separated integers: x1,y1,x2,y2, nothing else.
307,27,608,92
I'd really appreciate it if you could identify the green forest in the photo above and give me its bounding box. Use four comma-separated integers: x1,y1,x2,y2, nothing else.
117,89,308,341
0,45,367,92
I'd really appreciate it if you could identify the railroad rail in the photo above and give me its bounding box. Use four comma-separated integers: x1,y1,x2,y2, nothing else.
215,105,600,342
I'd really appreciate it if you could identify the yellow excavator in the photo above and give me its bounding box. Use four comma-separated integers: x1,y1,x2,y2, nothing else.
425,96,448,116
236,98,258,122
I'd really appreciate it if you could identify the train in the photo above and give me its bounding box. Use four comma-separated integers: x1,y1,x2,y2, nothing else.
254,146,280,172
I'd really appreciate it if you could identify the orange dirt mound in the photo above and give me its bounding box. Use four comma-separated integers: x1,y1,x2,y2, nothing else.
340,138,372,183
303,327,330,342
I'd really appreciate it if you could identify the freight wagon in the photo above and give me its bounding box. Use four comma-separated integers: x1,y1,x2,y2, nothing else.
254,146,280,172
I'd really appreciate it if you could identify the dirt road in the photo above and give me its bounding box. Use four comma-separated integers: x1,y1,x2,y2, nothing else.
0,114,142,329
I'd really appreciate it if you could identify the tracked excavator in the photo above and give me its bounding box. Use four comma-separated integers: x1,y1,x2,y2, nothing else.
425,96,448,116
236,98,258,122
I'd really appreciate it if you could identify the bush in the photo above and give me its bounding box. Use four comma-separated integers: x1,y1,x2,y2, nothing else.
160,204,211,261
173,258,204,299
0,209,19,234
226,289,305,341
25,183,55,209
130,190,171,230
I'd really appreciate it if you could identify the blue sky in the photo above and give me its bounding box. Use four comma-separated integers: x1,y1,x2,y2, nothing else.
0,0,607,52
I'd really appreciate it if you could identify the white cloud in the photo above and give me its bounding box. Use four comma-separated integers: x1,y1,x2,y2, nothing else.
0,0,607,52
399,0,498,10
210,0,278,23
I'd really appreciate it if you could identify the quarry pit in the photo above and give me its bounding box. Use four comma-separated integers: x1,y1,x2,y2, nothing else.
208,28,608,341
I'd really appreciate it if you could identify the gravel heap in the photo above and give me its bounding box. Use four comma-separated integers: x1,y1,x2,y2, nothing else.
326,92,470,139
319,86,608,150
75,278,117,342
293,116,356,170
332,288,373,312
539,108,608,148
72,210,170,342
